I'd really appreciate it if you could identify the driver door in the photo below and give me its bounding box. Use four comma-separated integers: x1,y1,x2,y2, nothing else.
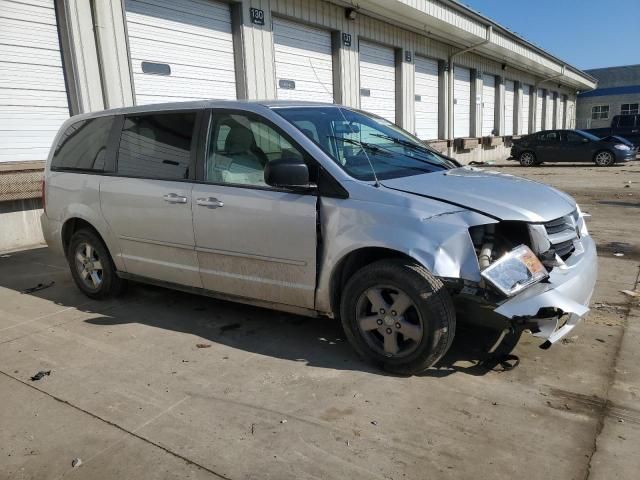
192,110,318,309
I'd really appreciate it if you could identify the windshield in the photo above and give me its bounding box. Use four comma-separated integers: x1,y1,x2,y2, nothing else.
274,107,456,181
575,130,601,141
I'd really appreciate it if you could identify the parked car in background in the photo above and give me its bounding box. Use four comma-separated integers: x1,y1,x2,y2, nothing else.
511,129,637,167
584,114,640,147
41,101,597,374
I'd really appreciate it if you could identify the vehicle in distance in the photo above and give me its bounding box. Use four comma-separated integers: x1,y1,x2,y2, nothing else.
584,114,640,147
42,101,598,374
510,129,637,167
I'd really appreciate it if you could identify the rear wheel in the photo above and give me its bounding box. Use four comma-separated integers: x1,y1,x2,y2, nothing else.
340,259,456,375
594,150,615,167
67,229,127,299
519,151,537,167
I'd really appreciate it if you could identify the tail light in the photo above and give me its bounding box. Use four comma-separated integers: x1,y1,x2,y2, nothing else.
41,178,46,215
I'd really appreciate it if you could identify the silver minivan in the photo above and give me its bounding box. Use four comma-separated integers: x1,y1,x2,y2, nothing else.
41,101,598,374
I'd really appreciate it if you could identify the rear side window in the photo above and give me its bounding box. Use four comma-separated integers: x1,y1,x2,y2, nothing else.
618,116,635,128
117,112,196,180
51,116,115,172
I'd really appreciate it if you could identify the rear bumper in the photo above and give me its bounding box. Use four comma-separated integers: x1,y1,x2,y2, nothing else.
494,234,598,344
40,213,64,256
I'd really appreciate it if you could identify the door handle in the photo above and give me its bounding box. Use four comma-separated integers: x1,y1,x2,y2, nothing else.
196,197,224,208
162,193,188,204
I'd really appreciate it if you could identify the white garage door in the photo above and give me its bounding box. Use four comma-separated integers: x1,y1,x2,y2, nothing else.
481,74,496,136
504,80,515,136
273,18,333,103
545,91,554,129
359,41,396,124
535,88,544,132
414,56,439,139
125,0,236,105
0,0,69,162
520,84,531,134
453,66,471,138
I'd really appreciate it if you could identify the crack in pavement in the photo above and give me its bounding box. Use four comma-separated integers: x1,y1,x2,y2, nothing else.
583,264,640,480
0,370,231,480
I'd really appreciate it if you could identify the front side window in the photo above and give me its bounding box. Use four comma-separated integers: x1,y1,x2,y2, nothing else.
206,112,305,187
274,107,456,181
52,116,116,172
564,131,584,143
538,131,560,142
117,112,196,180
591,105,609,120
621,103,639,116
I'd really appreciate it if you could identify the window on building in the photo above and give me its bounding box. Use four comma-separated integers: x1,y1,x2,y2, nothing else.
117,112,196,180
591,105,609,120
621,103,639,116
51,116,116,172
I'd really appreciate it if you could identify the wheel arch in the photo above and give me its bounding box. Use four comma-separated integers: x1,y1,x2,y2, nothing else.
329,247,418,318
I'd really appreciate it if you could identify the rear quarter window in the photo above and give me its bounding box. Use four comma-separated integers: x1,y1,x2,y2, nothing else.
51,116,116,172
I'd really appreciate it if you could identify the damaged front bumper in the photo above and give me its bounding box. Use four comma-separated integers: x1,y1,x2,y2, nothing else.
494,234,598,344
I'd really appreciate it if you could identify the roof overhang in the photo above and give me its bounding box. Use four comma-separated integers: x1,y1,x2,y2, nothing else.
346,0,597,92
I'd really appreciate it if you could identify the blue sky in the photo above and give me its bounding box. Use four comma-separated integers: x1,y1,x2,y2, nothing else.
459,0,640,71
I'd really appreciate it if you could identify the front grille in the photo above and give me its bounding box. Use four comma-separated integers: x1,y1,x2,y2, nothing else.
542,210,579,260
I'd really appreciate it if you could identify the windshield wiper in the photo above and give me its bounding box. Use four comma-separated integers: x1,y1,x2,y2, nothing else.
326,135,390,155
369,133,454,168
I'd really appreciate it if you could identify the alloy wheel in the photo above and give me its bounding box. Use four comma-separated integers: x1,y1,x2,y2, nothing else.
520,152,535,166
74,242,104,290
595,151,613,166
355,285,424,358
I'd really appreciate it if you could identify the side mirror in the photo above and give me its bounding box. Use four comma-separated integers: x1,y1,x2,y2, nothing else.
264,157,311,190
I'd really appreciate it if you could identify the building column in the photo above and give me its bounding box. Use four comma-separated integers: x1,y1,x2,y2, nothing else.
514,81,522,135
55,0,104,113
92,0,134,108
397,48,415,132
438,60,448,140
495,75,504,135
239,0,276,100
470,69,479,137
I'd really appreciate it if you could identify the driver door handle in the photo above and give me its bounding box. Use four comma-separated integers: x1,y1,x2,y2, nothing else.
162,193,188,204
196,197,224,209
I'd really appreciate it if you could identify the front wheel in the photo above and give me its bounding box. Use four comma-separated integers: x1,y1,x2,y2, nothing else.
519,151,537,167
594,150,615,167
340,259,456,375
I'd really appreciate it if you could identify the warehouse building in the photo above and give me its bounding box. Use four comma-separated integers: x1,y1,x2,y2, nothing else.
576,64,640,129
0,0,596,251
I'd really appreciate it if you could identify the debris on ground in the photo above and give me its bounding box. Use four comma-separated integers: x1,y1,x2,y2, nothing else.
371,421,378,426
219,323,241,333
30,370,51,381
613,252,625,257
621,290,640,298
71,458,82,468
195,343,211,349
21,281,55,294
251,423,255,435
562,336,579,345
280,419,287,424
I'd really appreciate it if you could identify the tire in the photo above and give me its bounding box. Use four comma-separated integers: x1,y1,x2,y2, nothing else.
519,151,537,167
67,229,127,299
594,150,615,167
340,259,456,375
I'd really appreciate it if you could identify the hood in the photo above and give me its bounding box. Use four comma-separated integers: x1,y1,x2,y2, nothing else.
382,167,576,222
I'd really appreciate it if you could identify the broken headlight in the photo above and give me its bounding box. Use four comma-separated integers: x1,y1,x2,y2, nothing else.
481,245,548,297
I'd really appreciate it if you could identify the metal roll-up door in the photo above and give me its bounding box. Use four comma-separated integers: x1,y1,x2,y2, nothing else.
481,74,496,136
453,66,471,138
414,56,439,139
520,84,531,134
359,41,396,124
125,0,236,105
535,88,544,132
273,18,333,103
504,80,515,136
0,0,69,162
545,91,554,129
